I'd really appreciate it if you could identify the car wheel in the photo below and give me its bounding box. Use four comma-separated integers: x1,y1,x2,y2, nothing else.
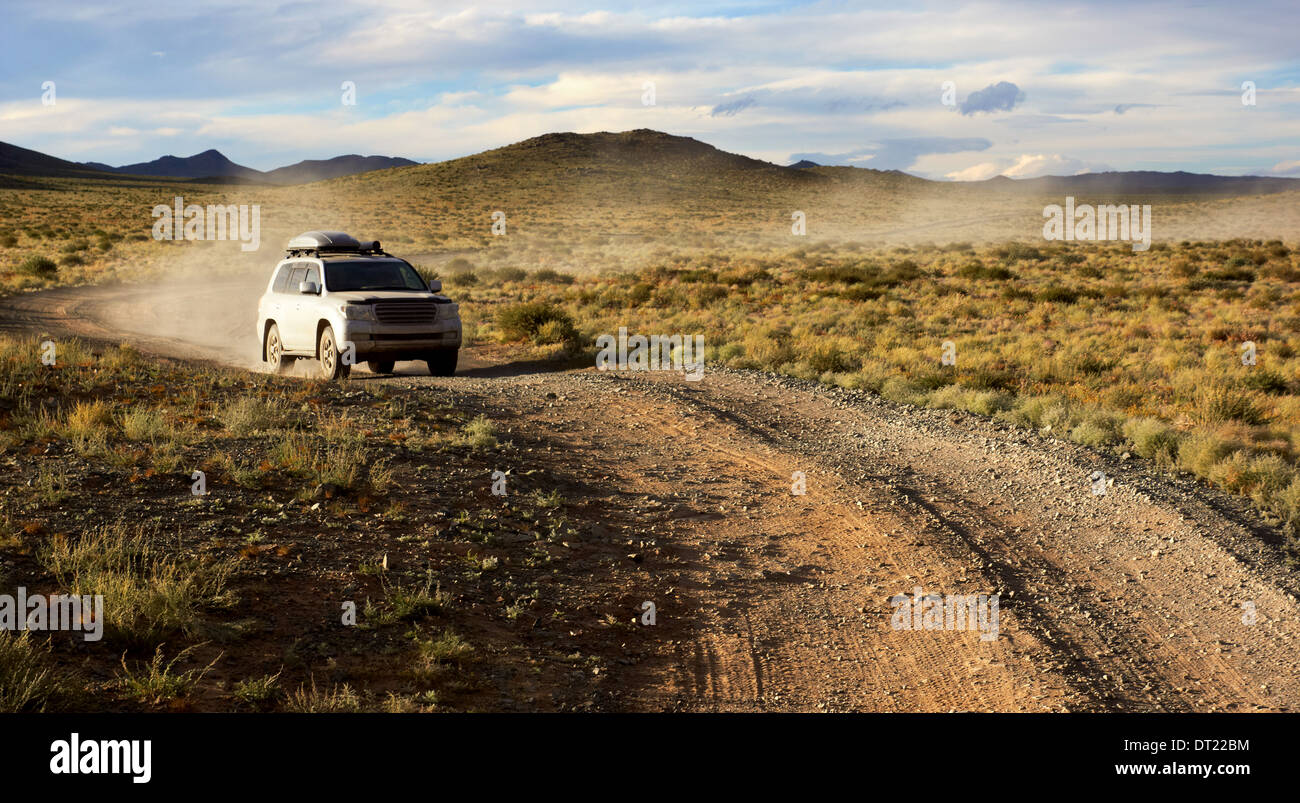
425,349,458,377
317,325,350,380
265,324,292,375
367,360,395,375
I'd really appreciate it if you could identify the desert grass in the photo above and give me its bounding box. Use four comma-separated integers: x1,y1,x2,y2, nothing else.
285,678,361,713
219,395,287,436
41,523,236,644
0,632,69,712
233,671,283,710
455,238,1300,538
116,644,220,704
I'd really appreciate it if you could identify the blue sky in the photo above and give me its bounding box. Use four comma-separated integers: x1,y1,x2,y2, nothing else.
2,0,1297,179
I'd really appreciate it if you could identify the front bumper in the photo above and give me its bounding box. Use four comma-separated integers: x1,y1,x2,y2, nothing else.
341,320,462,357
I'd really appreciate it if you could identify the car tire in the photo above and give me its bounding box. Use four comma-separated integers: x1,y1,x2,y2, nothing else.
425,349,458,377
265,324,293,375
367,360,395,375
317,325,350,380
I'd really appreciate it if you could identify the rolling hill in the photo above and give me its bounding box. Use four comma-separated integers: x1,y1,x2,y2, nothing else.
0,141,115,179
308,129,1299,246
5,130,1297,197
262,155,419,184
3,130,1296,247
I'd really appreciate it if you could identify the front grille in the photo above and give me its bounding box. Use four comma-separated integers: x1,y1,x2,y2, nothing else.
373,300,441,325
371,332,457,341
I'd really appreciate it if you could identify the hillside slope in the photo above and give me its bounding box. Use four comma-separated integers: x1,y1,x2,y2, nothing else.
0,141,115,179
312,129,1300,245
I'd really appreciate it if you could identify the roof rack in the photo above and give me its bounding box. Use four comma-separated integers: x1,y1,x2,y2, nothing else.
285,231,388,257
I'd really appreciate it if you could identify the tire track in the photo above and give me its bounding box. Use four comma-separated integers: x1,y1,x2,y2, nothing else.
3,282,1298,711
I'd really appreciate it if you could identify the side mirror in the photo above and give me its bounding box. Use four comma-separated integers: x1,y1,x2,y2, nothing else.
299,280,319,295
427,279,443,293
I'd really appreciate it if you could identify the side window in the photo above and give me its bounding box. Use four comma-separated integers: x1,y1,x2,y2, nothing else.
272,263,294,294
304,264,320,290
288,266,307,291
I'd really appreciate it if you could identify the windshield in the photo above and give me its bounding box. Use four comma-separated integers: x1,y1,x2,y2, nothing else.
324,259,427,292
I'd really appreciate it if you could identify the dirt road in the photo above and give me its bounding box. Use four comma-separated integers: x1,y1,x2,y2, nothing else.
4,280,1299,712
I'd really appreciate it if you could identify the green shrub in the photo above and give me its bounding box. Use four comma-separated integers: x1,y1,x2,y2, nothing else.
1070,413,1122,447
487,267,527,283
496,302,576,344
533,268,574,284
998,243,1045,262
535,318,575,345
1242,369,1289,395
1203,266,1255,282
965,390,1013,416
18,256,57,276
879,376,926,406
957,263,1014,280
963,365,1018,391
1122,417,1181,461
804,341,859,374
1196,385,1266,425
1177,433,1239,476
1035,285,1080,304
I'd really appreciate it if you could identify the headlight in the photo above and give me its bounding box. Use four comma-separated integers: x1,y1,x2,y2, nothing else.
339,304,376,321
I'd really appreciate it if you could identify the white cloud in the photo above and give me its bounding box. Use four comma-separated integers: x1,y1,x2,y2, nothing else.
3,1,1297,175
1002,153,1097,178
945,162,1004,181
945,153,1106,181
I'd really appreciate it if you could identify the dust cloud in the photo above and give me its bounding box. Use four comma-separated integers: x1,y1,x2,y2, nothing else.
97,231,294,370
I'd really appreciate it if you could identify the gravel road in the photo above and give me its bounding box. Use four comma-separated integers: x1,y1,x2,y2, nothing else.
4,279,1297,711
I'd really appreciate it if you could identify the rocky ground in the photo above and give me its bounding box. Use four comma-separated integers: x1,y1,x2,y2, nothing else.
2,281,1297,712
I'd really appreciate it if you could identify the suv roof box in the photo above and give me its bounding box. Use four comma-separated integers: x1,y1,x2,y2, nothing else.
286,232,389,257
286,231,359,255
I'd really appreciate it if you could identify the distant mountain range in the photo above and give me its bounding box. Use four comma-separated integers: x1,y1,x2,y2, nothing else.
83,149,418,184
82,149,266,181
2,132,1298,196
974,171,1299,196
0,141,417,185
787,156,1297,195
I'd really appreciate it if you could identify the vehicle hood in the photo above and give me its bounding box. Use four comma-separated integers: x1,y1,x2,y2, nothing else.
327,290,443,303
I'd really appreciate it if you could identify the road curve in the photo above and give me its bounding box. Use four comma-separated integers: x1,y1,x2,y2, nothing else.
2,280,1298,712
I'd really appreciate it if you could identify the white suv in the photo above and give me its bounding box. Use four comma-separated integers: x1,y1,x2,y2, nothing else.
257,231,461,379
